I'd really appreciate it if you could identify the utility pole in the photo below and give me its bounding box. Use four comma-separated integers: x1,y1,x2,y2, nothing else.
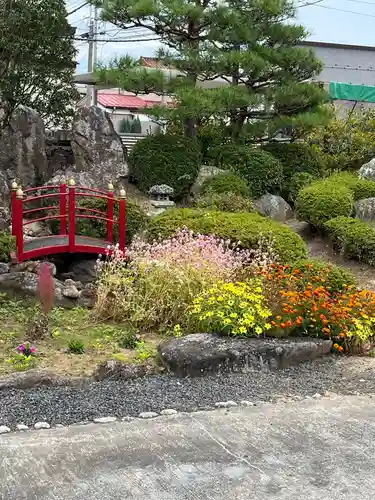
86,4,97,106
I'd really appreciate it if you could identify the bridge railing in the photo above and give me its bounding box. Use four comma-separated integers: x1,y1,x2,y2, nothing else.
11,179,126,262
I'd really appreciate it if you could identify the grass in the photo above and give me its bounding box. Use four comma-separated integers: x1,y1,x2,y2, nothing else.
0,295,161,377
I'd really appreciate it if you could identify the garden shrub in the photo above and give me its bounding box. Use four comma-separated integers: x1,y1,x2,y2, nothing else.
326,172,375,201
73,197,149,245
0,231,15,262
232,147,284,198
325,216,375,265
194,192,253,212
148,209,307,263
94,228,252,330
296,181,354,227
129,134,201,197
288,172,315,203
201,172,250,197
263,142,326,181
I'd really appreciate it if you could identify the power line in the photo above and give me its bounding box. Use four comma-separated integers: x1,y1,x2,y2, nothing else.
67,1,89,16
301,2,375,17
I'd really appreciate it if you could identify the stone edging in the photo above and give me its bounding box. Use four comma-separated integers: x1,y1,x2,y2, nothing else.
0,394,334,435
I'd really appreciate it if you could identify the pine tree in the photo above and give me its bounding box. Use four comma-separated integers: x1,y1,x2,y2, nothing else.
92,0,329,140
0,0,79,129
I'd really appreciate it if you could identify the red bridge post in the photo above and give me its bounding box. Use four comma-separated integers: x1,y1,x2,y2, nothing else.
68,178,76,252
59,181,67,235
107,182,114,243
118,187,126,253
11,181,18,236
15,187,24,262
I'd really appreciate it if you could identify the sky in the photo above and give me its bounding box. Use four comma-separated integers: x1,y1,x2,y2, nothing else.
67,0,375,74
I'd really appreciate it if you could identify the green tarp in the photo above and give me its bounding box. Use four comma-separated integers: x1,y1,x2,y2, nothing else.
329,81,375,103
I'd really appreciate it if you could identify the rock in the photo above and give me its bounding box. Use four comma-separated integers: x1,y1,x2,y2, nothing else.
62,280,80,299
215,401,237,408
0,106,48,207
285,219,311,237
93,416,117,424
0,217,8,231
359,158,375,181
15,260,56,276
94,360,154,382
0,271,92,308
0,263,10,274
160,409,178,416
0,370,85,390
240,400,254,407
34,422,50,430
16,424,29,431
71,106,128,187
355,198,375,224
45,169,98,190
139,412,159,419
254,194,294,222
191,165,226,195
0,425,11,434
159,334,333,377
66,259,97,284
22,221,51,238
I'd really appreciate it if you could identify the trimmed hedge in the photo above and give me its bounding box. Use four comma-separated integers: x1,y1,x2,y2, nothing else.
194,192,253,212
129,134,201,198
201,172,250,197
0,231,15,262
232,147,284,198
287,258,356,293
296,181,354,227
326,172,375,201
289,172,315,203
148,208,307,263
325,216,375,265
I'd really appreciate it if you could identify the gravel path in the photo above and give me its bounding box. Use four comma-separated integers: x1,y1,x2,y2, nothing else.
1,357,375,428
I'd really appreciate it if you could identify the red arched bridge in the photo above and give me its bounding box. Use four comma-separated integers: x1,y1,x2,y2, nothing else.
11,179,126,263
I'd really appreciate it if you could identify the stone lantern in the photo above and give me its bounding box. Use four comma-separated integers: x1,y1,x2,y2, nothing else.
148,184,175,215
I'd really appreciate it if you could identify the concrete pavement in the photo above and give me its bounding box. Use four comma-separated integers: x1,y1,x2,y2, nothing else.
1,395,374,499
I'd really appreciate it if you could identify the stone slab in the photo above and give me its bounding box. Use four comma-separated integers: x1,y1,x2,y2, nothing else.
159,334,332,377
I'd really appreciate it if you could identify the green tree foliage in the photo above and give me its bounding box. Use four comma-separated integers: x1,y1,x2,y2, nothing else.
119,116,142,133
308,107,375,171
92,0,329,140
0,0,79,128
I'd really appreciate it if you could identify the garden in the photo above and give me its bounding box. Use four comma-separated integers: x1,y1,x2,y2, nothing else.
3,0,375,381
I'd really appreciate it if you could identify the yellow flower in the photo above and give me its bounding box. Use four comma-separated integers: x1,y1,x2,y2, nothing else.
223,318,232,325
255,326,263,334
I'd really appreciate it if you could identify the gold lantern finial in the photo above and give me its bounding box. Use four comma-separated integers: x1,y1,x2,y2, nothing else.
119,187,126,198
11,180,18,191
68,178,76,187
108,182,114,191
16,188,24,199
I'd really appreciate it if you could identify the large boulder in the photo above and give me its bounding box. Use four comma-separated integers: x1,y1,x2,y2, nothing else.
0,106,48,207
159,333,332,377
355,197,375,224
359,158,375,181
253,193,293,222
191,165,225,195
71,106,128,188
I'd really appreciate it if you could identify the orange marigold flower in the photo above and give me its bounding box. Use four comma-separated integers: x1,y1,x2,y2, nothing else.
333,343,339,349
276,316,281,321
280,322,286,328
338,346,344,353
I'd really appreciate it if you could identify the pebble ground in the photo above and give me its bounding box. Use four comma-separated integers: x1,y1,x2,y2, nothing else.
1,357,375,428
